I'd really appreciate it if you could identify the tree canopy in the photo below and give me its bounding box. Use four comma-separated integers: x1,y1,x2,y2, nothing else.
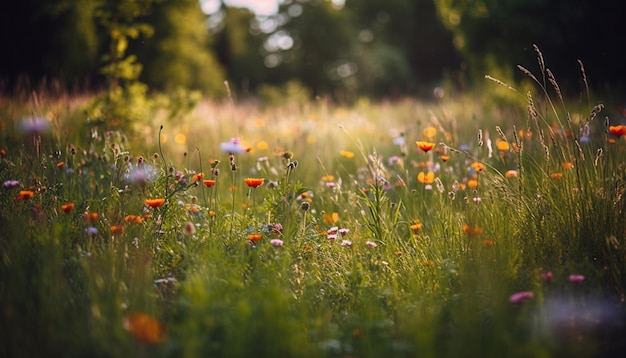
0,0,623,99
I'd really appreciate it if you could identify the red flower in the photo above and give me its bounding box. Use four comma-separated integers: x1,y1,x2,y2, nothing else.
416,141,436,153
124,312,167,344
15,190,34,201
110,225,125,235
248,233,262,242
202,179,217,187
244,178,264,188
609,125,626,137
61,203,75,213
145,198,166,208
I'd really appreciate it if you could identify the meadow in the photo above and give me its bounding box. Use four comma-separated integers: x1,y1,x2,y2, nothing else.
2,54,626,358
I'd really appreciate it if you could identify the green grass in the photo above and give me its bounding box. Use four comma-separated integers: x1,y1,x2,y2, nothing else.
1,69,626,357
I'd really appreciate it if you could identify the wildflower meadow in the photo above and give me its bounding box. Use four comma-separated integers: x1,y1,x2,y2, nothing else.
2,51,626,358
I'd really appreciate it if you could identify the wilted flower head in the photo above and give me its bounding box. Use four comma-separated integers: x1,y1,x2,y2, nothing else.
183,221,196,236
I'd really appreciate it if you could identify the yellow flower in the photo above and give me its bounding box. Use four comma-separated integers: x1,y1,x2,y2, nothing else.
324,212,339,224
417,171,435,184
416,141,436,153
496,139,510,151
340,150,355,158
422,127,437,138
470,162,485,172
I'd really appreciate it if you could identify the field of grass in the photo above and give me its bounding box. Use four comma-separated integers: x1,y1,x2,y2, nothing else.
2,61,626,357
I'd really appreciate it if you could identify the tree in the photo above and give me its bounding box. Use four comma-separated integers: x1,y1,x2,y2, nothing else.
135,0,226,95
434,0,625,94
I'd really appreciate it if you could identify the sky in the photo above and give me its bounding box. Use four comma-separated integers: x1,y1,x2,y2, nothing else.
200,0,280,16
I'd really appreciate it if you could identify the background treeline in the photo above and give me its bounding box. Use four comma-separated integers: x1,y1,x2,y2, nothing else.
1,0,623,100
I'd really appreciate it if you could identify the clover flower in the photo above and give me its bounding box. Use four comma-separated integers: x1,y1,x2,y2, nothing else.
509,291,533,303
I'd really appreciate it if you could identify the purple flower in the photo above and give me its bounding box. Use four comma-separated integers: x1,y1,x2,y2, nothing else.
509,291,533,303
3,180,20,188
220,138,247,154
366,241,377,248
19,117,50,135
86,227,98,236
270,239,283,247
569,274,585,283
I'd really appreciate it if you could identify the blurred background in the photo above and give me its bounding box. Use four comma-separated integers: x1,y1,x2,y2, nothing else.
0,0,623,103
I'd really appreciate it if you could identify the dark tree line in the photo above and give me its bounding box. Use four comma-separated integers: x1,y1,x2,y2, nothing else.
1,0,623,99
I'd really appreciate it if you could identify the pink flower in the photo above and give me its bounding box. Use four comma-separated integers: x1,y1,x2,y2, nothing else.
509,291,533,303
338,228,350,236
327,234,337,240
366,241,377,248
341,240,352,247
568,274,585,283
270,239,284,247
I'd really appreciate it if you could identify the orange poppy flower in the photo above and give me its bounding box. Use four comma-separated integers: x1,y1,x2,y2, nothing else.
84,212,99,222
192,172,204,181
440,155,450,162
417,171,435,184
202,179,216,187
56,161,65,168
61,202,75,213
463,224,483,236
124,312,167,344
145,198,166,208
410,223,424,232
243,178,264,188
110,225,125,235
467,179,478,189
481,239,495,247
15,190,34,201
248,233,262,242
124,214,144,224
561,162,574,169
416,141,436,153
609,125,626,137
422,260,435,267
550,172,564,179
